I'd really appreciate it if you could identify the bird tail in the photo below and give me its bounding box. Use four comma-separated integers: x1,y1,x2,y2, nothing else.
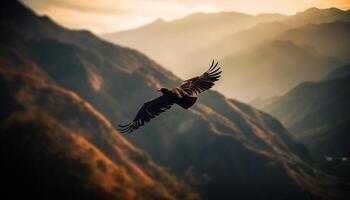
176,96,197,109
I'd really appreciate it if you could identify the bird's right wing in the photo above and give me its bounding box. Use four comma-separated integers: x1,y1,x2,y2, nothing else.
118,95,174,133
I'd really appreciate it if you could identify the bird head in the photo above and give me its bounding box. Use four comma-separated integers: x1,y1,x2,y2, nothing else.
157,88,168,94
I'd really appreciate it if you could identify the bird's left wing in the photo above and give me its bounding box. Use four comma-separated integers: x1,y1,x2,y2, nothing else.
118,95,174,133
180,60,222,96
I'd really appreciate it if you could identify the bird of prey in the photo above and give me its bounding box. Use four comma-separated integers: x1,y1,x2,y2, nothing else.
118,60,222,133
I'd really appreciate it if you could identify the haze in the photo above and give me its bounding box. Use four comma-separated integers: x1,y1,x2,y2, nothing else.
21,0,350,34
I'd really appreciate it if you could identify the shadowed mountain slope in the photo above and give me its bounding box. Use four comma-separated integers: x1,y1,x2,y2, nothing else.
262,70,350,159
264,75,350,136
1,1,349,199
0,69,197,200
325,63,350,80
261,68,350,181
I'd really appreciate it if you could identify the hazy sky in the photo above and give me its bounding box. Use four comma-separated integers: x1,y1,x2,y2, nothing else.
21,0,350,34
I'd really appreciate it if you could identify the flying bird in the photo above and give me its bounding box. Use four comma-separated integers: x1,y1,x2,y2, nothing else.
118,60,222,133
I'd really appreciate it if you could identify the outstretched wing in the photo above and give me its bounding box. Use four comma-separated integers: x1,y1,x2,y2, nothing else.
180,60,222,96
118,95,174,133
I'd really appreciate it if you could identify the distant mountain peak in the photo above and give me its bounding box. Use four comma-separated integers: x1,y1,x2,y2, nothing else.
304,7,320,12
300,6,347,15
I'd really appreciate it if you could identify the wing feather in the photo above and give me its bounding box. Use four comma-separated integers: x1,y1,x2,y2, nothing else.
118,95,174,133
180,60,222,96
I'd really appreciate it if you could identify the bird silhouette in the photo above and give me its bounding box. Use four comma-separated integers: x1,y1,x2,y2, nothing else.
118,60,222,133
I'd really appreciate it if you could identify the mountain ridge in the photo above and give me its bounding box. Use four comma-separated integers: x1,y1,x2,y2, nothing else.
102,10,287,78
258,66,350,181
102,6,350,101
0,68,197,200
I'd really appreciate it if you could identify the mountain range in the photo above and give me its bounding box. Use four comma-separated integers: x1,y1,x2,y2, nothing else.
103,7,350,101
256,64,350,182
103,12,287,78
1,1,349,199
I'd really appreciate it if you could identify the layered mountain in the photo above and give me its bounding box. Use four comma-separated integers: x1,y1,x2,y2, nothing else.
103,7,350,101
284,7,350,27
262,66,350,159
325,63,350,80
279,21,350,63
219,39,339,101
194,7,350,67
260,66,350,180
264,74,350,133
1,1,349,199
211,9,350,101
103,12,286,78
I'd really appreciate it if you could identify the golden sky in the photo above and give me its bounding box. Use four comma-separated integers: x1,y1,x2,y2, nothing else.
21,0,350,34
